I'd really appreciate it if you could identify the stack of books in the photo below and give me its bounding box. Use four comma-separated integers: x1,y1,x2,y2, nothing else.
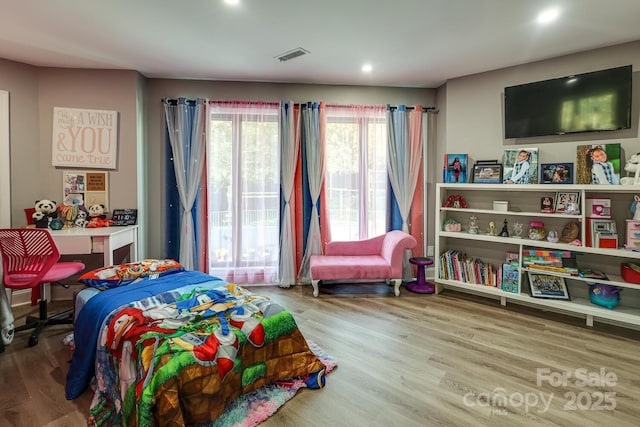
522,249,578,276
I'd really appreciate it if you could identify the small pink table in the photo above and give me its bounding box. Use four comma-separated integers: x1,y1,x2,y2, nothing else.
406,257,435,294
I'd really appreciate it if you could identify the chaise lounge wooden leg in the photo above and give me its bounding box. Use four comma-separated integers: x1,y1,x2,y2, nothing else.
392,279,401,296
311,280,320,297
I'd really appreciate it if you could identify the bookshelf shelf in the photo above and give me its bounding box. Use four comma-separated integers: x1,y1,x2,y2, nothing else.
435,183,640,330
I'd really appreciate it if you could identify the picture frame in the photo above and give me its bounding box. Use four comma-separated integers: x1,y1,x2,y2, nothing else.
576,143,621,185
541,163,574,184
475,159,500,165
502,147,538,184
527,272,570,300
111,208,138,226
540,196,554,213
554,191,580,213
472,163,502,184
444,153,468,183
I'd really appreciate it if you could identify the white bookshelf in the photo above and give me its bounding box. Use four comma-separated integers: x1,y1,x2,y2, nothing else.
435,183,640,329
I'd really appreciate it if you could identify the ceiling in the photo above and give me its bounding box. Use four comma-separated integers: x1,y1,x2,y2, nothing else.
1,0,640,88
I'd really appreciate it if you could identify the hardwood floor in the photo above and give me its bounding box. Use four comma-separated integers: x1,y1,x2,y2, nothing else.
1,283,639,426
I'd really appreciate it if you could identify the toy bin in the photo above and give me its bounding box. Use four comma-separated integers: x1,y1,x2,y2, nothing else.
621,263,640,284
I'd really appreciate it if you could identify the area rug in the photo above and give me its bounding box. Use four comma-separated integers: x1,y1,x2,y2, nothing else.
203,340,337,427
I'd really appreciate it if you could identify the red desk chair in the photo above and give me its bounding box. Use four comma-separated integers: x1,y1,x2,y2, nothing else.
0,228,85,347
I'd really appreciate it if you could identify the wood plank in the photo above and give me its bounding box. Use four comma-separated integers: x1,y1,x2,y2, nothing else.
1,285,639,426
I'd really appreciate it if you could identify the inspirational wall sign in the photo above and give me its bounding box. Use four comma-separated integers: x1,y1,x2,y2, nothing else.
52,107,118,169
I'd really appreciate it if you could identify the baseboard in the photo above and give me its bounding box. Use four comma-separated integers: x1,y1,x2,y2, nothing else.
8,284,51,307
9,289,32,307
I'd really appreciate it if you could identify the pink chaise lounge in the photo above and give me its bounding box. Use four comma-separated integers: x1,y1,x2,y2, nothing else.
309,230,418,297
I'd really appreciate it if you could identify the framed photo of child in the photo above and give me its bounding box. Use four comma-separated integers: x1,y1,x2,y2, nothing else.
576,144,621,184
444,154,468,183
502,147,538,184
554,191,580,213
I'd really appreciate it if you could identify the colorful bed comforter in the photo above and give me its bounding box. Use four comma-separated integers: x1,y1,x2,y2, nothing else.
66,271,325,426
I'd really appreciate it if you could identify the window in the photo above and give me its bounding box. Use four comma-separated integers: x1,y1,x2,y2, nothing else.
207,102,279,283
325,105,387,240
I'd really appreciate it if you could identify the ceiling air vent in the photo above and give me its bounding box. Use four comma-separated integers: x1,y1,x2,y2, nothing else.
275,47,310,62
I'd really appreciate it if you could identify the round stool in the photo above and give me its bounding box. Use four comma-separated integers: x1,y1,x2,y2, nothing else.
406,257,435,294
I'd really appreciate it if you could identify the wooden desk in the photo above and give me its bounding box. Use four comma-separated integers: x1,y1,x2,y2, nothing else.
48,225,138,266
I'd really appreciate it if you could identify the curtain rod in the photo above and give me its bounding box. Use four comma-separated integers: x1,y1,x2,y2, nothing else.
162,98,438,112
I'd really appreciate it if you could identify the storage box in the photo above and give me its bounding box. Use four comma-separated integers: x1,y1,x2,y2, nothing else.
585,198,611,218
621,263,640,284
625,219,640,250
493,201,509,212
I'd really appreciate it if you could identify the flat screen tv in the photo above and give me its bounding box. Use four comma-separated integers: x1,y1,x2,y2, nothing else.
504,65,632,138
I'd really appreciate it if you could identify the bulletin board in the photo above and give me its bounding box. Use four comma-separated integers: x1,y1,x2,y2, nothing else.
62,170,109,211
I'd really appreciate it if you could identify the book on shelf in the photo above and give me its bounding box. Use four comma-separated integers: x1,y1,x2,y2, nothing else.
526,264,579,276
522,249,573,258
505,251,519,263
439,249,497,286
501,263,519,293
521,249,578,275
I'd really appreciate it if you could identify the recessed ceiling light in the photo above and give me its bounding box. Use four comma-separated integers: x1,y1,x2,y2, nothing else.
362,64,373,73
224,0,240,5
537,7,560,24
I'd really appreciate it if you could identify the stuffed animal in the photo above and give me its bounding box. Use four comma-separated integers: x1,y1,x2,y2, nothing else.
87,204,113,228
74,209,89,227
621,153,640,185
88,204,107,219
33,199,58,228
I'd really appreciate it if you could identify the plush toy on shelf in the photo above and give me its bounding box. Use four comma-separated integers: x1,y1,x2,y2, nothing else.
86,204,113,228
32,199,58,228
74,209,89,227
58,197,88,227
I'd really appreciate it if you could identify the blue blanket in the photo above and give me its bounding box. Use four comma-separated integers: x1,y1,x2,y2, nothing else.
65,270,220,400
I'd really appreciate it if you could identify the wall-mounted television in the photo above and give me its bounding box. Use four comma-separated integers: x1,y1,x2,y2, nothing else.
504,65,632,139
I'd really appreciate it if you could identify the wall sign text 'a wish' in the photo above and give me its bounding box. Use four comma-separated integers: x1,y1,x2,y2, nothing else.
52,107,118,169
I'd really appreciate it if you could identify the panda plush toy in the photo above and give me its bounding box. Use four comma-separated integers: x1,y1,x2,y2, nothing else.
33,199,58,228
87,204,113,228
74,209,89,227
88,204,106,219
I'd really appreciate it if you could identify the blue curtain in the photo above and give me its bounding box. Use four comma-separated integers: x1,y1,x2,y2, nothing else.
162,98,207,270
297,102,326,282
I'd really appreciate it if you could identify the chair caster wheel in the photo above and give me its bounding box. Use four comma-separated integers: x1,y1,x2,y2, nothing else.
28,335,38,347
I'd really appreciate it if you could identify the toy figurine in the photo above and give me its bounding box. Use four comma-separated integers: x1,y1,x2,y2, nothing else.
468,216,479,234
488,220,496,236
631,195,640,220
512,222,523,238
499,219,509,237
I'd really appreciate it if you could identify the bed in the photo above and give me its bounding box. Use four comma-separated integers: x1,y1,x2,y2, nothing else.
65,264,326,426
